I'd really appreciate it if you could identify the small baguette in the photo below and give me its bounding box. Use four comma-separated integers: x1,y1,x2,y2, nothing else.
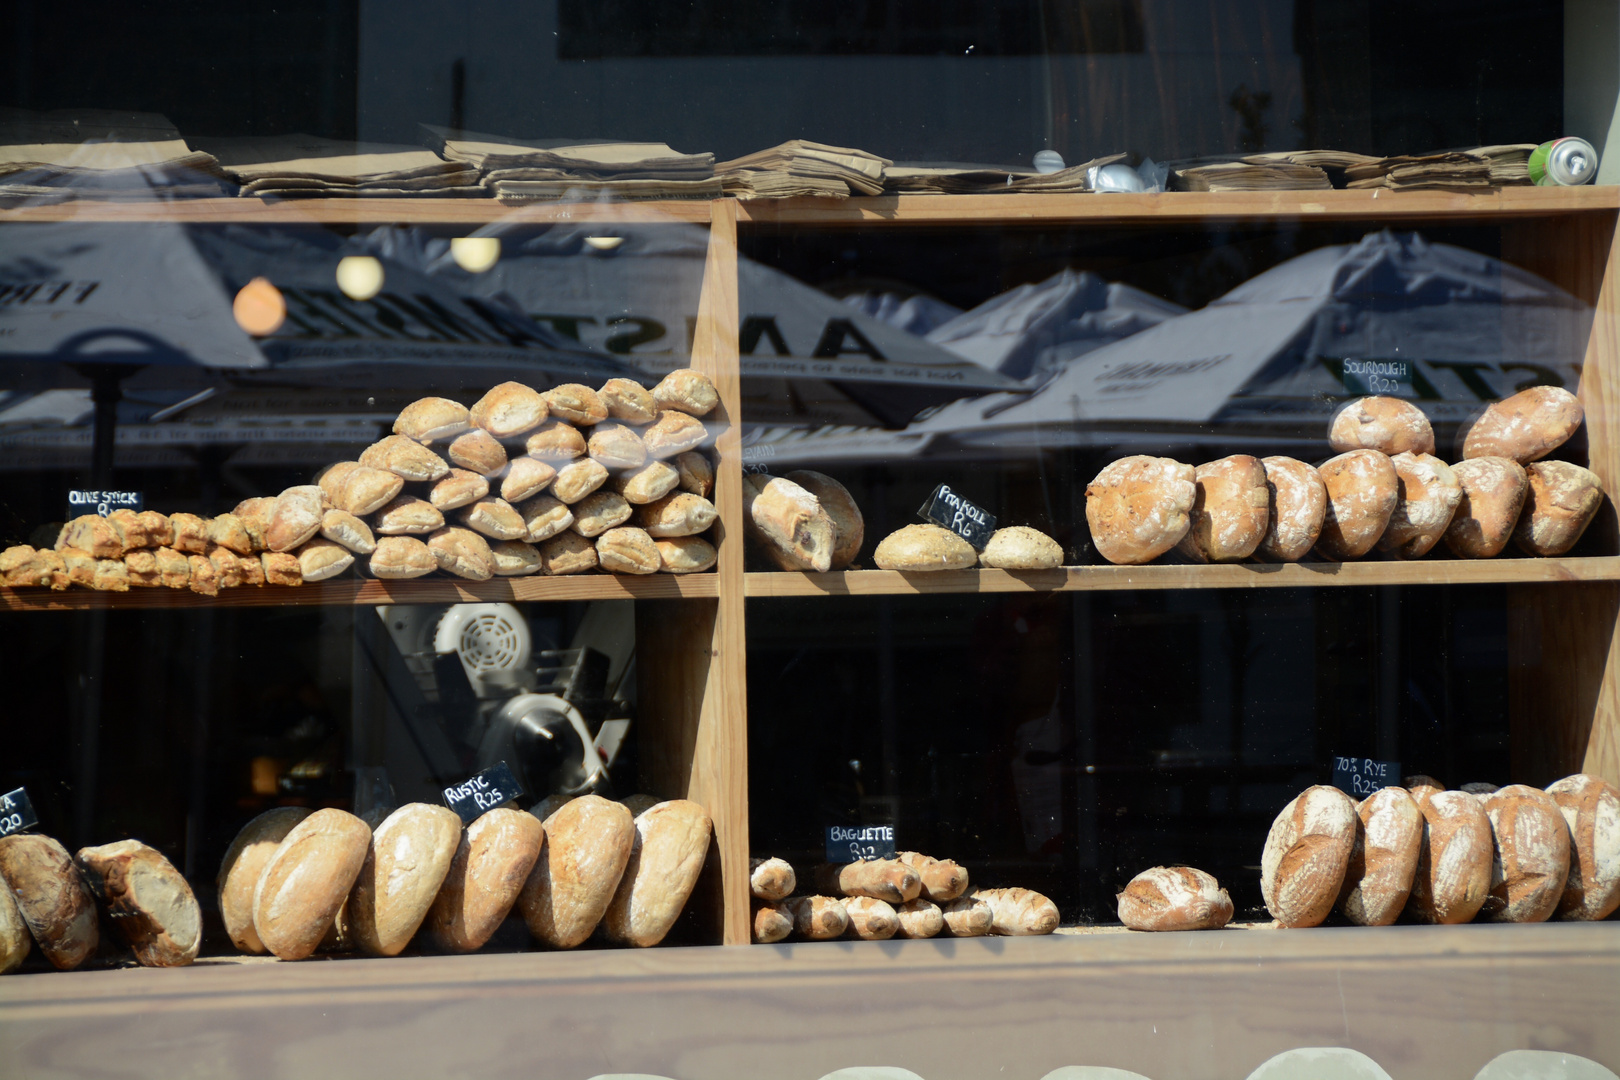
789,895,849,940
842,895,899,940
940,895,993,937
752,902,793,944
749,857,796,901
895,851,969,902
972,887,1059,935
815,859,922,904
893,898,945,938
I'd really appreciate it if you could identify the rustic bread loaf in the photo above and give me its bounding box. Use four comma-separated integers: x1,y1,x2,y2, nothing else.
1480,785,1569,923
320,509,376,555
654,368,720,416
57,514,123,558
1116,866,1233,931
602,800,714,947
598,378,658,424
1177,455,1270,563
368,536,434,579
1329,396,1435,455
752,901,793,943
499,456,556,504
517,493,574,542
394,397,470,443
518,795,635,948
873,524,976,571
1085,456,1196,565
612,460,681,505
373,495,444,536
252,807,371,960
596,526,661,574
789,895,849,940
978,526,1063,570
675,451,715,497
217,807,313,953
459,497,527,541
1443,457,1529,558
525,419,587,461
266,487,325,552
168,512,210,554
750,857,797,901
1546,774,1620,921
490,540,542,576
551,459,611,505
893,898,945,938
540,531,598,575
76,840,201,966
428,526,495,580
587,423,648,471
940,895,993,937
0,834,98,969
744,474,838,571
1407,789,1493,924
1260,785,1357,927
470,381,547,438
0,874,29,974
1512,460,1604,556
816,859,922,903
1378,452,1462,559
784,470,865,569
642,410,708,458
542,384,608,426
842,895,900,940
656,536,717,573
428,808,543,952
448,428,509,477
1337,787,1422,926
972,886,1060,935
1404,775,1446,802
1460,385,1584,463
1314,450,1399,560
639,492,718,538
296,538,354,581
573,491,633,538
895,851,969,902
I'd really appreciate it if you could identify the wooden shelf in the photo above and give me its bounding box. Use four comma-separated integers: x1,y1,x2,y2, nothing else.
0,197,717,225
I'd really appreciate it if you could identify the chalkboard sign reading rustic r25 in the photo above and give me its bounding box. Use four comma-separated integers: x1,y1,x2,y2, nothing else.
918,484,996,550
442,762,525,824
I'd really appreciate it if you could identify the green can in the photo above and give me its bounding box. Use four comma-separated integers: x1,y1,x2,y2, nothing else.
1528,137,1599,186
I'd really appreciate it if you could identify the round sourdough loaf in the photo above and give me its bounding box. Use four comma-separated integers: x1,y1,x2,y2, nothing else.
1481,785,1569,923
602,800,713,947
1260,785,1357,927
542,383,608,426
1176,455,1270,563
972,886,1060,935
349,803,462,957
76,840,202,967
1337,787,1422,926
873,524,976,571
218,807,315,953
1257,456,1326,562
1378,452,1461,559
940,895,993,937
1546,773,1620,921
749,857,797,901
1329,396,1435,455
470,381,547,439
1513,460,1604,556
598,378,658,425
1460,385,1584,463
1443,457,1529,558
252,807,371,960
784,470,865,569
979,526,1063,570
1117,866,1233,931
1085,456,1195,565
428,807,543,953
1314,450,1398,560
0,872,29,974
894,898,945,938
842,895,900,940
752,901,793,943
1407,789,1493,924
0,834,98,969
519,794,635,948
394,397,470,443
790,895,848,940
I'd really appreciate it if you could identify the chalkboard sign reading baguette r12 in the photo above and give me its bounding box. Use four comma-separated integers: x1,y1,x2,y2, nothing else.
919,484,996,550
826,825,895,863
442,762,524,824
0,787,39,839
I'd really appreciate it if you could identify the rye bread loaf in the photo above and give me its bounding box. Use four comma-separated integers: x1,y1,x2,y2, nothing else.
1481,785,1569,923
1329,396,1435,456
75,840,201,967
1260,785,1357,927
893,898,945,938
470,381,547,439
602,800,713,947
843,895,900,940
1512,461,1604,556
518,795,635,948
0,875,29,974
744,474,837,572
1407,789,1493,924
940,895,993,937
0,834,98,969
428,808,543,952
252,807,371,960
1378,452,1461,559
1176,455,1270,563
753,902,793,944
349,803,463,956
1404,775,1446,804
895,851,969,902
1085,456,1196,565
1314,450,1399,560
749,857,796,901
217,807,314,953
1443,457,1529,558
1337,787,1422,926
872,524,977,572
789,895,849,940
784,470,865,569
1546,774,1620,921
1116,866,1233,931
1459,385,1584,463
816,859,922,904
972,887,1060,935
978,526,1063,570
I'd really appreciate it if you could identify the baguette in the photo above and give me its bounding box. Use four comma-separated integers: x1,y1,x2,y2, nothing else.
789,895,849,940
752,902,793,944
815,859,921,904
641,410,708,458
448,428,508,477
895,851,969,902
744,474,836,572
0,834,99,969
972,886,1059,935
75,840,201,966
542,384,608,426
587,423,648,471
428,808,543,952
749,857,796,901
611,460,681,505
430,468,490,511
673,451,714,497
602,800,713,947
459,498,527,541
940,895,993,937
251,808,371,960
518,794,634,948
842,895,899,940
217,807,313,953
349,803,462,956
655,536,717,574
525,419,587,462
361,434,450,482
500,456,556,504
652,368,720,417
893,898,945,938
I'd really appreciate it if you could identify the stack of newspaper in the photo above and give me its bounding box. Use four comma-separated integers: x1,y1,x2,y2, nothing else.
199,134,483,198
1467,144,1537,185
425,127,719,201
0,109,226,202
716,140,890,198
1343,152,1492,192
884,156,1121,195
1172,160,1332,191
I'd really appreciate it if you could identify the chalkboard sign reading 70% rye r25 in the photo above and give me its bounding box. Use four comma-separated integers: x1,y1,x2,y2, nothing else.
919,484,996,550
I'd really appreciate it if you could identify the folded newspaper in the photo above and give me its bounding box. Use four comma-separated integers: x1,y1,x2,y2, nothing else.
717,140,891,198
0,108,225,202
886,153,1126,194
197,133,482,197
1172,160,1332,191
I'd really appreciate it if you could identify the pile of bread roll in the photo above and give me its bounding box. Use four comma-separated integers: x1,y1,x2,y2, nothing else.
1260,772,1619,929
0,370,723,593
873,523,1065,571
748,853,1060,943
1085,387,1602,565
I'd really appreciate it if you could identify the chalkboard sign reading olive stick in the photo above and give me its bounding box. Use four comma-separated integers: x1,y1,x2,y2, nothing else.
0,787,39,839
65,490,144,518
442,762,525,825
826,824,896,863
918,484,996,550
1332,756,1401,798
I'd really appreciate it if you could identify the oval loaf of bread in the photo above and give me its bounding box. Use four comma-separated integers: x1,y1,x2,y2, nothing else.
76,840,202,967
1512,461,1604,556
978,526,1062,570
1260,785,1357,927
0,833,99,970
1481,785,1569,923
1257,456,1326,562
816,858,922,903
602,800,713,947
519,794,635,948
873,524,976,572
1337,786,1422,926
1085,456,1195,565
1443,457,1529,558
1117,866,1233,931
217,807,313,954
252,808,371,961
1459,385,1584,463
349,803,462,956
1314,450,1398,561
1378,452,1461,559
745,474,837,572
428,807,543,953
1408,789,1493,924
1328,396,1435,456
1546,774,1620,921
972,886,1059,935
1176,455,1270,563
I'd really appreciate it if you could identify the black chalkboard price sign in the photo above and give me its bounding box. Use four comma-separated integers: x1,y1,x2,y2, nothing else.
1332,756,1401,798
441,762,525,824
825,824,896,863
65,490,144,518
918,484,996,550
0,787,39,839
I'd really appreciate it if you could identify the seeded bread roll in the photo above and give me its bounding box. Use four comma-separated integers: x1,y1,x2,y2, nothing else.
1378,452,1462,559
674,451,715,497
973,887,1059,935
1329,396,1435,456
1512,460,1604,556
0,872,30,974
602,800,714,947
470,381,547,438
0,834,99,969
1459,385,1584,463
842,895,900,940
490,540,542,576
264,488,326,552
289,537,349,582
428,526,495,580
1314,450,1399,560
1117,866,1233,931
978,526,1062,570
394,397,470,443
517,493,574,542
1408,789,1493,924
790,895,849,940
542,384,608,426
368,536,435,579
525,419,587,462
596,526,661,574
185,554,218,595
816,859,922,904
251,808,371,961
753,902,793,943
338,466,405,517
500,456,556,504
217,807,313,953
121,549,158,587
745,474,837,571
941,895,994,937
552,459,611,505
458,497,527,542
573,491,633,538
57,514,123,558
1337,787,1423,926
447,428,509,477
750,857,797,901
1480,785,1569,923
639,492,719,538
1085,456,1196,565
1444,457,1529,558
642,410,708,458
1177,455,1270,563
168,512,210,554
320,509,376,555
599,378,658,424
1261,785,1357,927
541,531,599,575
261,551,302,586
76,840,201,967
895,851,969,902
612,460,681,505
653,368,720,416
783,470,865,569
429,808,544,953
423,470,484,514
374,495,444,536
519,795,635,948
361,435,451,482
893,898,945,939
656,537,717,574
587,423,648,471
1546,774,1620,921
873,524,976,572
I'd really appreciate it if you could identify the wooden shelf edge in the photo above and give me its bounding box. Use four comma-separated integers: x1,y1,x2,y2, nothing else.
744,557,1620,597
0,197,716,225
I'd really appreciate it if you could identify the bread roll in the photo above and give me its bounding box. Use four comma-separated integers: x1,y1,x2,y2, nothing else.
123,549,160,587
373,494,444,536
500,456,556,504
816,859,922,904
642,410,708,458
207,545,244,589
217,807,313,953
789,895,849,940
430,468,490,511
1546,774,1620,921
447,428,508,477
105,508,150,549
842,895,899,940
543,383,608,426
656,536,717,573
470,381,547,438
1460,385,1584,463
552,459,611,505
1117,866,1233,931
1480,785,1569,923
1314,450,1399,560
1260,785,1357,927
252,808,370,960
428,808,543,953
1378,452,1461,559
459,497,527,541
978,526,1061,570
2,545,68,589
893,898,945,938
587,423,647,471
394,396,470,443
1337,787,1422,926
599,377,658,424
745,474,837,571
0,834,98,969
639,492,718,538
1512,460,1604,556
181,553,216,594
519,795,635,948
872,524,975,572
1085,456,1196,565
168,512,209,554
0,873,30,974
674,451,715,497
490,540,542,576
334,465,403,517
1175,455,1270,563
361,434,451,482
596,527,660,575
368,536,435,579
1329,396,1435,455
540,531,598,575
60,546,96,588
749,857,796,901
940,895,993,937
261,551,302,586
653,368,720,417
518,494,575,542
572,491,633,538
784,470,865,569
320,509,376,555
525,419,587,462
136,510,174,548
428,526,495,580
753,902,793,944
1408,789,1493,924
1443,457,1529,558
238,550,265,587
602,800,713,947
76,840,201,967
57,514,122,558
297,537,354,581
972,887,1059,935
895,851,969,902
612,460,681,505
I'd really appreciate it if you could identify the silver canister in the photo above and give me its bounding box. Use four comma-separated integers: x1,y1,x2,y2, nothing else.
1528,137,1599,186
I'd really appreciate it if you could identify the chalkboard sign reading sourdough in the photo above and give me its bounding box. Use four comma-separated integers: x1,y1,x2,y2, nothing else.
1332,756,1401,797
0,787,39,838
826,824,896,863
65,489,143,518
442,762,524,825
918,484,996,550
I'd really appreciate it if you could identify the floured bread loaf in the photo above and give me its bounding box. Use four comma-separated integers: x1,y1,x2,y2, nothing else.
459,497,527,541
552,459,611,504
428,527,495,580
470,381,547,438
745,474,836,571
1337,787,1422,926
1117,866,1233,931
252,808,371,961
448,428,509,477
598,378,658,424
373,495,444,536
816,859,921,904
1481,785,1569,923
1378,452,1461,559
490,540,542,576
499,456,555,504
543,384,608,426
895,851,969,902
784,470,865,569
894,898,945,939
525,419,587,462
1460,385,1584,463
266,488,325,552
1408,789,1492,924
217,807,312,953
1260,785,1357,927
0,834,98,969
1546,774,1620,921
612,460,681,505
1329,396,1435,455
369,536,435,579
972,887,1059,935
639,492,718,538
395,397,470,443
790,895,849,940
587,423,647,471
749,857,796,901
517,494,574,542
297,538,354,582
978,526,1062,570
642,410,708,458
753,902,793,943
653,368,720,416
656,536,717,573
674,451,715,497
873,524,976,572
540,532,598,575
76,840,201,967
843,895,900,940
602,800,713,947
941,895,993,937
0,871,29,974
572,491,633,538
361,435,450,482
1085,456,1196,565
1314,450,1398,560
1177,455,1270,563
519,795,635,948
596,527,660,575
428,808,543,953
320,509,376,555
1513,461,1603,556
1444,457,1529,558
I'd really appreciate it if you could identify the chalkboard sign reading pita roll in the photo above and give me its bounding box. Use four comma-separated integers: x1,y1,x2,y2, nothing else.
442,762,524,825
65,490,144,518
0,787,39,838
1332,756,1400,798
918,484,996,550
826,824,895,863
